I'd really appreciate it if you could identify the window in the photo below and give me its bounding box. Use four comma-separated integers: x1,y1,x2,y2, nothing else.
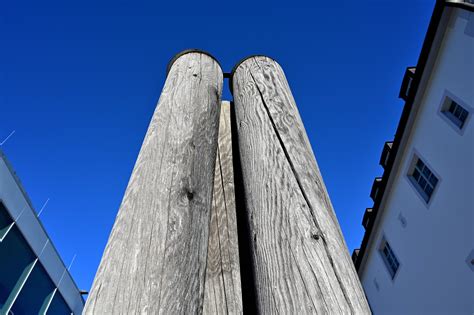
442,99,469,129
410,157,438,203
379,239,400,279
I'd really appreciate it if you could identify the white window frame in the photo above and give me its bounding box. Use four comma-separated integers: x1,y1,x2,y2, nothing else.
443,99,469,128
437,90,472,135
378,236,400,281
410,157,438,202
406,152,441,207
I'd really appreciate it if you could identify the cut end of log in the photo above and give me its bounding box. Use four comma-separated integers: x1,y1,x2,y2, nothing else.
167,49,223,76
229,54,279,95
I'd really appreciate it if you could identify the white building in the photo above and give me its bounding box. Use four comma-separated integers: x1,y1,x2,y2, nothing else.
352,1,474,314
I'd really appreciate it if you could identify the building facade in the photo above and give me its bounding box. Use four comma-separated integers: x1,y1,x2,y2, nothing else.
353,1,474,314
0,149,84,314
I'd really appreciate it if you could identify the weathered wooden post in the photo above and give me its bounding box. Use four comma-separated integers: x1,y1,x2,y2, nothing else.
231,56,371,313
203,101,242,314
84,50,223,314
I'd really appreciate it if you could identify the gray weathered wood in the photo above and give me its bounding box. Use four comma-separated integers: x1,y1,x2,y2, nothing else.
232,56,371,314
84,52,223,314
203,101,243,315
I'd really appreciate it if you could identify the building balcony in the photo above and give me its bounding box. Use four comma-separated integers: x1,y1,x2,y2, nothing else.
399,67,416,101
362,208,373,230
379,141,394,169
370,177,383,202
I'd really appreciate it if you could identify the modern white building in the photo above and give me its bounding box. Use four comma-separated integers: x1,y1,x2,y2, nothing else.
352,1,474,314
0,149,84,314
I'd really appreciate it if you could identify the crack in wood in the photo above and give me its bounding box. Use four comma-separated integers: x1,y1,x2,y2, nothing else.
232,56,370,314
248,70,322,235
250,65,356,314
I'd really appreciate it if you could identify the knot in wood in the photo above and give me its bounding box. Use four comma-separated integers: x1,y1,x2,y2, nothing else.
186,190,194,200
311,233,320,241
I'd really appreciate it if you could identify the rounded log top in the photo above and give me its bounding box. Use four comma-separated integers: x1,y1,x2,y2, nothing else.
166,49,223,75
229,55,278,95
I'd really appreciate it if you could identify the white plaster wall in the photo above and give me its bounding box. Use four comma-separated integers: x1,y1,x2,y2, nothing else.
361,8,474,315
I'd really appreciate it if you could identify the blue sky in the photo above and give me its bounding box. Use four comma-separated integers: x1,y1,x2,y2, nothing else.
1,0,435,293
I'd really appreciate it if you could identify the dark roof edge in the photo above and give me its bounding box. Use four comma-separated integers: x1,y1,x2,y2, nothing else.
229,55,278,95
355,0,448,271
166,49,222,76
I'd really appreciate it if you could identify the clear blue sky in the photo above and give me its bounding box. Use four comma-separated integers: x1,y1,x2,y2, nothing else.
1,0,434,292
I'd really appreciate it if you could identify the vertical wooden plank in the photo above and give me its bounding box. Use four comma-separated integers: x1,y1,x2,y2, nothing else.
203,101,242,315
84,51,223,314
232,56,371,314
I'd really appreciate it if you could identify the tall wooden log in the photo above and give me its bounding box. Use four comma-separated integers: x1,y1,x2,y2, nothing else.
231,56,371,314
203,101,242,314
84,51,223,314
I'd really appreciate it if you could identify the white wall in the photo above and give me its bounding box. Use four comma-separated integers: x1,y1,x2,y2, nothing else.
360,8,474,315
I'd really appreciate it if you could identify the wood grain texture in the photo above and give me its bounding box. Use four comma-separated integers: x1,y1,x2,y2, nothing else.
232,56,371,314
84,52,223,314
203,101,243,315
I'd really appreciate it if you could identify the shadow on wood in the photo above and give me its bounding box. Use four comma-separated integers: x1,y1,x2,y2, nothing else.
203,101,243,314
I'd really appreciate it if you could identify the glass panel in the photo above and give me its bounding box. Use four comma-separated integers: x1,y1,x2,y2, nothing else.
418,177,427,190
449,101,456,114
390,260,397,269
445,100,469,129
422,165,431,178
425,185,433,197
47,291,72,314
412,157,438,202
454,106,462,119
429,174,438,186
10,261,56,315
39,289,57,315
0,203,13,239
0,225,36,309
413,169,421,181
0,260,37,314
380,240,399,279
416,159,424,169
